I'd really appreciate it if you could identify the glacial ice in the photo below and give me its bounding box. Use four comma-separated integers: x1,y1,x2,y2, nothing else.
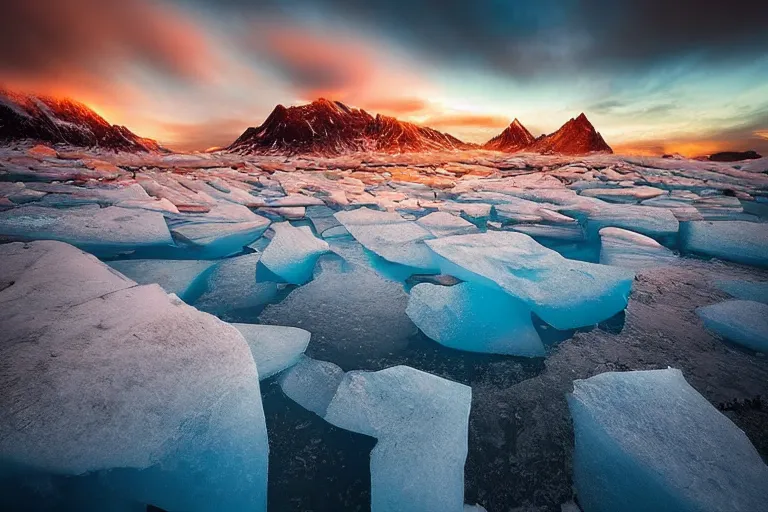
260,222,330,284
170,204,270,258
599,227,676,270
335,207,437,270
0,205,173,256
567,368,768,512
0,241,268,512
107,259,216,302
324,366,472,512
416,211,478,237
233,323,310,379
715,280,768,304
562,199,679,240
406,282,545,357
696,300,768,352
681,220,768,267
191,253,279,319
426,232,634,329
278,355,345,416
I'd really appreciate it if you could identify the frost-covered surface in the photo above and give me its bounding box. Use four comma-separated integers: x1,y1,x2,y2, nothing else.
0,241,268,511
325,366,472,512
568,369,768,512
2,144,768,511
697,300,768,352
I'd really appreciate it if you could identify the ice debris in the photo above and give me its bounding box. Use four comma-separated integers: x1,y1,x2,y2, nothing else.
696,300,768,352
325,366,471,512
0,241,268,512
598,227,676,270
568,368,768,512
107,259,216,302
426,231,634,329
233,323,310,379
406,282,544,357
278,355,345,417
715,280,768,304
681,220,768,267
260,222,330,284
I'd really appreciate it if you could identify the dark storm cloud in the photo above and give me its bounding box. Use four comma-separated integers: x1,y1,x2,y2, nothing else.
188,0,768,77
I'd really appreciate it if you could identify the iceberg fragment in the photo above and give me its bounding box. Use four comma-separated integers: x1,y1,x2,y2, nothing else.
335,207,437,270
681,220,768,267
696,300,768,352
568,369,768,512
233,323,310,379
0,241,268,512
416,212,478,237
426,232,634,329
260,222,330,284
715,279,768,304
562,199,679,240
325,366,471,512
406,282,544,356
0,205,173,256
598,227,676,270
191,253,279,320
278,355,345,416
107,259,216,302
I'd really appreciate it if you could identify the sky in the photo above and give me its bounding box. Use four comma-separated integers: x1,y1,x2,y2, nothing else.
1,0,767,155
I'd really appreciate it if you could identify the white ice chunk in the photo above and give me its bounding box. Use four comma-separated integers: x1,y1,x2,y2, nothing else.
278,355,345,416
107,259,216,302
715,280,768,304
192,253,279,318
568,369,768,512
260,222,330,284
325,366,472,512
0,205,173,256
580,186,667,203
0,241,268,512
681,220,768,267
416,212,478,237
426,232,634,329
170,204,270,258
697,300,768,352
335,207,436,270
562,199,679,240
233,323,310,379
599,227,676,270
406,282,544,357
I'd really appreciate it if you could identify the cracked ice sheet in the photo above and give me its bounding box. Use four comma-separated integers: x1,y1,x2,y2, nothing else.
260,222,330,284
324,366,471,512
0,205,173,257
335,207,437,271
426,231,634,329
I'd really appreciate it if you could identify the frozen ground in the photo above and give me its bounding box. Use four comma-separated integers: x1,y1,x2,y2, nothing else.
1,143,768,511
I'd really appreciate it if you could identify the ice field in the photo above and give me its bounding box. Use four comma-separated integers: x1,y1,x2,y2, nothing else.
1,145,768,511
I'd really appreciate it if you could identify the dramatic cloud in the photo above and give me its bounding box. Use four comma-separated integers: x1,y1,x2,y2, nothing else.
0,0,219,87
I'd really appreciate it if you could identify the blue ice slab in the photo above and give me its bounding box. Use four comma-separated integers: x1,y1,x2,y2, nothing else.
426,232,634,330
562,198,679,240
0,205,173,257
260,222,330,284
0,241,268,512
598,227,676,270
191,253,279,319
233,323,310,379
567,369,768,512
406,282,544,357
278,355,345,416
335,207,437,271
715,279,768,304
697,300,768,352
325,366,471,512
107,259,216,303
416,212,478,237
169,204,270,259
681,220,768,267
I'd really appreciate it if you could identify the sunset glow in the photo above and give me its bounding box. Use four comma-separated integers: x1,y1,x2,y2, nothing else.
1,0,766,156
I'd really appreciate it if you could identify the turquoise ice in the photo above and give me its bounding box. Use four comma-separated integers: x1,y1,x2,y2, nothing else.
260,222,330,284
697,300,768,352
681,220,768,267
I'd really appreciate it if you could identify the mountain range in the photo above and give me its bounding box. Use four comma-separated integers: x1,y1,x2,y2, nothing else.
0,89,162,152
0,89,613,155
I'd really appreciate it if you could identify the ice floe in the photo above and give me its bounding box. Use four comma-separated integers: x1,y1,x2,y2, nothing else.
697,300,768,352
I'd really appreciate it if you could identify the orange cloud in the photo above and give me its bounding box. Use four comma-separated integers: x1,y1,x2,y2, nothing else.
420,113,511,129
362,98,429,116
156,118,254,152
613,139,747,157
